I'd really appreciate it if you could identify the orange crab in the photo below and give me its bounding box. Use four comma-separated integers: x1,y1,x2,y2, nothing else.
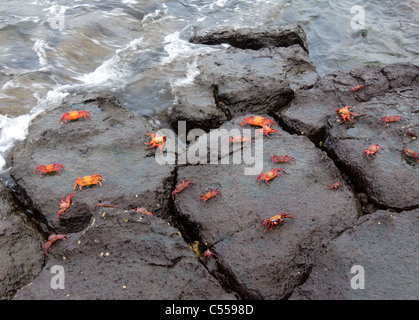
401,148,419,162
350,84,366,92
172,179,195,200
203,249,214,258
43,234,69,255
328,181,343,190
145,133,166,154
241,116,277,128
34,163,65,177
94,201,122,210
255,125,282,138
59,110,91,123
380,115,405,125
130,207,154,216
74,174,105,190
336,106,359,124
256,212,295,232
198,189,222,204
256,168,285,186
268,155,296,164
363,143,381,160
58,192,76,221
227,135,252,145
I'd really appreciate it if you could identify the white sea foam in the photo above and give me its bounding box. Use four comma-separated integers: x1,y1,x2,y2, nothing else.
32,38,50,68
0,87,69,174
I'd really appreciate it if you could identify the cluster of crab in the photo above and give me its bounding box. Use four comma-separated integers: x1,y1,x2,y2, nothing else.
336,85,418,163
40,110,154,256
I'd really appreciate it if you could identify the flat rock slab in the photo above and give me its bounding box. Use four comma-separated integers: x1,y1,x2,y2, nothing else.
290,209,419,300
174,116,359,299
13,209,235,300
10,94,176,234
0,182,44,299
324,88,419,210
189,24,309,52
279,63,419,141
170,24,318,132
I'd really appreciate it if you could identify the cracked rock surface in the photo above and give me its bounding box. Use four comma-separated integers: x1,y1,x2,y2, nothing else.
14,208,235,300
10,94,176,234
174,115,360,299
290,209,419,300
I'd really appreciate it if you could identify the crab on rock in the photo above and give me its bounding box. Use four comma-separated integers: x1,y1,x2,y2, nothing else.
94,201,122,210
43,234,69,256
198,189,222,204
34,163,65,177
328,181,343,190
363,143,382,160
401,148,419,162
59,110,92,123
256,168,285,186
255,125,281,138
227,135,252,145
336,106,359,124
145,133,166,154
268,155,296,164
130,207,154,216
74,174,105,190
380,115,405,125
58,192,76,221
241,116,277,128
172,179,195,200
257,212,295,232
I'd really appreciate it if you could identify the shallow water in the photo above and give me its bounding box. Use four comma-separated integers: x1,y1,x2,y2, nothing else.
0,0,418,174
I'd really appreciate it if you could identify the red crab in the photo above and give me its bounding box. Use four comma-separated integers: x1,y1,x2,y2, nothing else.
94,201,122,210
363,143,382,160
43,234,69,256
336,106,359,124
145,133,166,154
74,174,105,190
405,130,417,138
380,115,405,125
58,192,76,221
34,163,65,177
350,84,366,92
256,168,285,186
172,179,195,200
241,116,277,128
59,110,91,123
255,125,282,138
198,189,222,204
401,148,419,162
203,249,214,258
227,135,252,145
268,155,296,164
256,212,295,232
328,181,343,190
130,207,154,216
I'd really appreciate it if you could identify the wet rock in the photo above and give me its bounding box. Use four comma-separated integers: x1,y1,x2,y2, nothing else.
170,24,318,132
173,115,360,299
278,63,418,142
323,89,419,210
13,208,235,300
10,94,176,234
0,182,44,299
290,209,419,300
189,24,309,52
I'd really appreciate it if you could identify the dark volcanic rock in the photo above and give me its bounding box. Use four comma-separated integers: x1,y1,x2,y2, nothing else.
323,89,419,210
279,63,418,142
170,24,318,132
189,24,309,52
13,208,235,300
173,115,360,299
0,182,44,299
290,209,419,300
10,94,176,234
